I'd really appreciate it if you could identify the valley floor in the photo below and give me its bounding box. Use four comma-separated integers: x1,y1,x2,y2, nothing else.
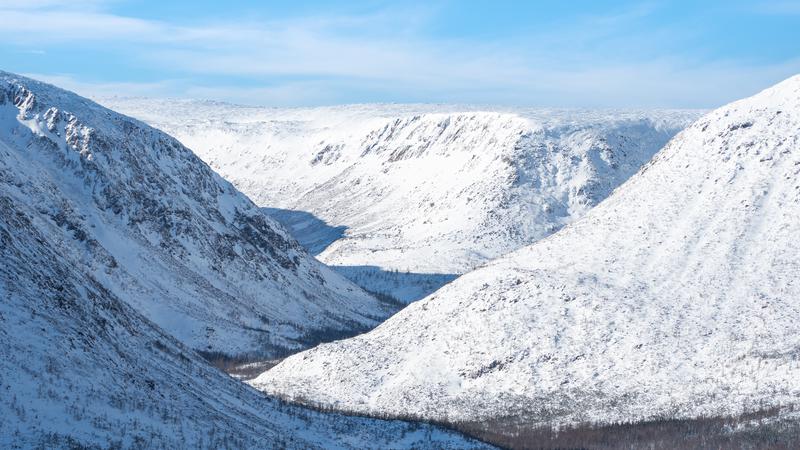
265,207,460,303
256,390,800,450
454,407,800,450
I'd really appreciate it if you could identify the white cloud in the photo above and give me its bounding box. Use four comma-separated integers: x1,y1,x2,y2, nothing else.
0,0,115,11
3,2,799,107
750,1,800,15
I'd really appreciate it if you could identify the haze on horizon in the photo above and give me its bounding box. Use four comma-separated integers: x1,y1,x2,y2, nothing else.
1,0,799,108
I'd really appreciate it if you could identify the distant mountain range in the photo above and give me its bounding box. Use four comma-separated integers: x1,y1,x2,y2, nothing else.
102,99,700,302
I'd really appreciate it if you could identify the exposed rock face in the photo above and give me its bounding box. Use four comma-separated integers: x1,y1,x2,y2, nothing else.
0,70,492,449
0,167,488,449
0,72,394,358
103,99,700,301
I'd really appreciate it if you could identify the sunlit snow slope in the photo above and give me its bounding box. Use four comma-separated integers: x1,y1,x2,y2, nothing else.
0,177,490,449
255,76,800,427
103,99,700,301
0,72,393,358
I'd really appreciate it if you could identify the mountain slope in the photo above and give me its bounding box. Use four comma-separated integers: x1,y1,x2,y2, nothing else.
0,184,490,449
255,76,800,429
0,72,392,358
102,99,700,301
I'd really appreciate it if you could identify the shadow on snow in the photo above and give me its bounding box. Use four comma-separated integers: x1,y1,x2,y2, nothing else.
262,207,347,256
263,207,458,304
332,265,458,305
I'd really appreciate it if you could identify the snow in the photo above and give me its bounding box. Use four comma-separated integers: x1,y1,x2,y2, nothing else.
0,70,491,449
102,98,700,302
0,71,395,359
254,75,800,427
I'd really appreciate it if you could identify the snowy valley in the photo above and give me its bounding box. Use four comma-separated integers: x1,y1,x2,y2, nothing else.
1,65,799,449
101,99,700,302
4,0,800,447
253,76,800,447
3,66,799,449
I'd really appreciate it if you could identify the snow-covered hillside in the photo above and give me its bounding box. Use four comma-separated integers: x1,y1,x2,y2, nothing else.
102,99,700,301
255,76,800,429
0,179,490,449
0,72,393,358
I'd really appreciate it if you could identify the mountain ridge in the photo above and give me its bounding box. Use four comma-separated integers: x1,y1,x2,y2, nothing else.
0,71,393,358
0,137,488,450
254,75,800,430
0,69,491,449
102,97,701,301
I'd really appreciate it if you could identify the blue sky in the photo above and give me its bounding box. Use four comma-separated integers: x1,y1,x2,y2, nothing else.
1,0,799,107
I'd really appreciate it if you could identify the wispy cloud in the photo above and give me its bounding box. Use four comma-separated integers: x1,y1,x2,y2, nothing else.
0,0,111,9
21,72,181,99
2,1,799,107
750,1,800,15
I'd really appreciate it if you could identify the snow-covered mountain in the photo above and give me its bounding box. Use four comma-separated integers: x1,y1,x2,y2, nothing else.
0,72,393,359
255,76,800,432
102,99,700,302
0,176,489,449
